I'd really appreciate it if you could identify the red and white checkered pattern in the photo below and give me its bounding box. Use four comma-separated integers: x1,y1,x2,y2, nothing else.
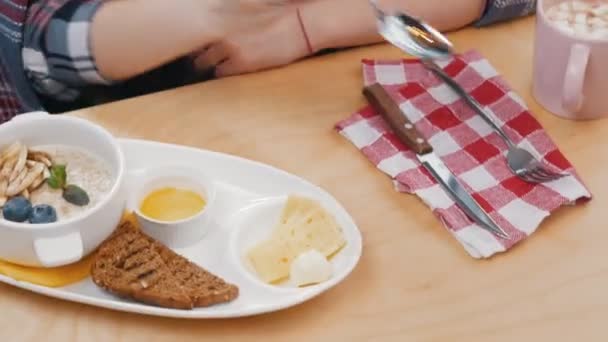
336,50,591,258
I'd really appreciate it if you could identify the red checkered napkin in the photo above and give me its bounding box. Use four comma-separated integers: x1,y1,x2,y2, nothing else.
336,50,591,258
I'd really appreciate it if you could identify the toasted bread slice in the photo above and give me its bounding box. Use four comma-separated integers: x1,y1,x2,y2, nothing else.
152,242,239,307
91,221,192,309
91,218,238,310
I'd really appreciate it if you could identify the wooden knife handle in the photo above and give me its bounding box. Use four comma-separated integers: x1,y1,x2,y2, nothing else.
363,83,433,155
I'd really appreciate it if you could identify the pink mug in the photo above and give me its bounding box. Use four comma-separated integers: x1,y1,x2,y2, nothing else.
532,0,608,120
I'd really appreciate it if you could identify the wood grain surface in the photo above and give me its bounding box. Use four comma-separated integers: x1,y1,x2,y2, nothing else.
2,17,608,341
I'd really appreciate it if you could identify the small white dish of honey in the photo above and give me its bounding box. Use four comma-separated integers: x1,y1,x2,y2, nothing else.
131,165,216,248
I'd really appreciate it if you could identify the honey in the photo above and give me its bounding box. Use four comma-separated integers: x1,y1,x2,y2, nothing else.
140,187,205,221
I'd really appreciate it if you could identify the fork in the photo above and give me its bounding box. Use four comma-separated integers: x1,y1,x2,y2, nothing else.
422,60,568,183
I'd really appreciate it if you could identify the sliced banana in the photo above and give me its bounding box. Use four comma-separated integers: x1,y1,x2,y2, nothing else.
28,151,53,167
0,156,17,179
0,141,22,162
28,173,46,192
7,163,45,197
6,168,28,197
0,177,7,197
0,142,55,202
9,145,28,182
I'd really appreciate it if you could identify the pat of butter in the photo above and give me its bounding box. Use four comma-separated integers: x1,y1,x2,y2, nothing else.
290,250,332,287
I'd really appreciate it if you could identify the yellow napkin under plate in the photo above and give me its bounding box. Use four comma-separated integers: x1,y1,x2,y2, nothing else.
0,212,136,288
0,253,94,288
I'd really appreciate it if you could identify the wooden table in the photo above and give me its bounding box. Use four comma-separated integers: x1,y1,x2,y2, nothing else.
3,16,608,341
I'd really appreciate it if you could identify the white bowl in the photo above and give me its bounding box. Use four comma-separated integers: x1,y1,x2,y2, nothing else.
130,165,216,249
0,112,126,267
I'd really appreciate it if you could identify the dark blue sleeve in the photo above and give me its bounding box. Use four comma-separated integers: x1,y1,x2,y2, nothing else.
475,0,537,27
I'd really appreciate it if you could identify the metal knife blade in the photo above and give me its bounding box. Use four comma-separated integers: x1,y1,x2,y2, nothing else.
417,153,508,238
363,83,509,239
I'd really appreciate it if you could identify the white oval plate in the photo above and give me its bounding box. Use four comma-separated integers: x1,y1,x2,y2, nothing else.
0,139,362,319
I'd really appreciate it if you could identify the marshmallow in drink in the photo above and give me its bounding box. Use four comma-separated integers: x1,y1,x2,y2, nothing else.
574,12,588,23
591,4,608,17
559,2,572,11
553,19,574,34
571,0,591,11
573,23,589,35
548,8,570,20
546,1,608,39
589,16,608,28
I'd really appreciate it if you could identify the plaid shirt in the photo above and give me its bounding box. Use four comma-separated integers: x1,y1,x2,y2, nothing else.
0,0,536,124
22,0,108,101
0,0,105,123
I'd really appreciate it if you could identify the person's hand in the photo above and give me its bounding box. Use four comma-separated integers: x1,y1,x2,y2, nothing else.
193,8,311,77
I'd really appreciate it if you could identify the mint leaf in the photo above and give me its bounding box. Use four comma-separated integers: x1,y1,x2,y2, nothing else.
62,184,90,206
47,164,67,189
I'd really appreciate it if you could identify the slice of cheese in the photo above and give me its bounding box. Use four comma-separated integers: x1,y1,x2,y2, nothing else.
247,237,294,283
275,207,345,258
247,196,346,284
278,196,319,225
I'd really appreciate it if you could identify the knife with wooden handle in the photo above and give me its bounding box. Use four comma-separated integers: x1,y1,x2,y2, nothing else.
363,83,509,239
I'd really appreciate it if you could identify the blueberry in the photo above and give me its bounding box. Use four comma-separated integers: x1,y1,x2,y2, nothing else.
29,204,57,224
3,196,33,223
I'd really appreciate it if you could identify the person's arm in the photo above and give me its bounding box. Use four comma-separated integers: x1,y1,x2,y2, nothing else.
90,0,226,81
22,0,297,101
23,0,218,89
191,0,486,76
91,0,302,81
193,0,537,78
299,0,486,53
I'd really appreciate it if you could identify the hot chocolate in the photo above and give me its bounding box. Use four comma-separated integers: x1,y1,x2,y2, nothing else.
546,1,608,39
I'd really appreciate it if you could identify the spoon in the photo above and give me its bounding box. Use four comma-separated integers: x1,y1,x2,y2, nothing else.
369,2,567,183
369,0,453,59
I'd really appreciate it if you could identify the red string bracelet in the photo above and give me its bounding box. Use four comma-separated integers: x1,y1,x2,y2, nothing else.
296,8,314,55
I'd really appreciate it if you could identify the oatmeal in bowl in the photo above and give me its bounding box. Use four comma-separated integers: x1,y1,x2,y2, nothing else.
0,112,126,268
0,143,115,223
